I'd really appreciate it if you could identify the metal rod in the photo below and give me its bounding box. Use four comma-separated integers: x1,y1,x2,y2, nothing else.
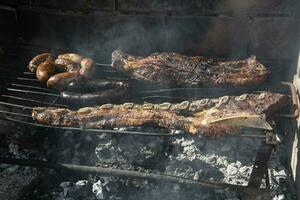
1,95,68,108
279,82,299,118
95,63,112,67
6,88,60,97
0,156,259,193
11,83,52,92
4,117,180,137
0,101,32,110
138,87,226,94
240,134,266,138
141,95,189,100
0,110,32,118
102,70,120,73
17,77,40,82
248,144,273,188
23,72,34,75
105,77,129,81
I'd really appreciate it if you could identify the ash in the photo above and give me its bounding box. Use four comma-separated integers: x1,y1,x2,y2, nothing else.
45,127,295,200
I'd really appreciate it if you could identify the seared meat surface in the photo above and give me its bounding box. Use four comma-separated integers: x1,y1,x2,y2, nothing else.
112,50,270,86
32,92,289,137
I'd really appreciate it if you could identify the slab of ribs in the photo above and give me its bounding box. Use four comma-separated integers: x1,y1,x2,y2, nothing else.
111,50,270,87
32,92,289,137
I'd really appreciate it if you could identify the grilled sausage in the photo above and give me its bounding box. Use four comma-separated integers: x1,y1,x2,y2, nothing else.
58,53,83,63
61,87,129,106
54,57,72,67
55,58,81,72
28,53,55,72
66,79,129,92
47,71,82,90
79,58,94,78
36,61,57,83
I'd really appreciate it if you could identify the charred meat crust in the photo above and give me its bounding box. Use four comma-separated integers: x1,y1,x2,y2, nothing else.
32,92,289,136
111,50,270,87
28,53,55,72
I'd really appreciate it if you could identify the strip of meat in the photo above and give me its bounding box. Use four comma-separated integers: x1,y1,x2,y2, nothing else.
32,92,289,137
111,50,270,87
65,92,285,117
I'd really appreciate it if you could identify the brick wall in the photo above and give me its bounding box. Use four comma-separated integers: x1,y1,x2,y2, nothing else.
0,0,299,82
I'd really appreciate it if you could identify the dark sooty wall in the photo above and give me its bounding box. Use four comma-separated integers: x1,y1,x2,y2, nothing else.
0,0,299,83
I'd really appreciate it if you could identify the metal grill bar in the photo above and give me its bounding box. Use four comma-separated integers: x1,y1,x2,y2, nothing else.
6,88,60,97
11,83,53,92
248,144,273,188
138,87,226,94
1,95,67,107
16,77,40,82
0,111,32,118
95,63,112,67
0,101,32,110
3,117,179,136
23,72,34,75
141,95,190,100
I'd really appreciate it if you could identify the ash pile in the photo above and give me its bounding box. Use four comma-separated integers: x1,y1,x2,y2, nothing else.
15,127,294,200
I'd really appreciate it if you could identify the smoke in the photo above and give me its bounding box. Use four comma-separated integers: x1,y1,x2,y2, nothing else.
88,15,166,63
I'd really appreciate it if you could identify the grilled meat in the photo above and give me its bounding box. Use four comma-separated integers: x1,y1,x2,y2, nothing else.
60,80,130,106
36,61,57,83
32,92,289,136
58,53,83,64
28,53,95,90
28,53,55,72
47,55,94,90
47,71,82,90
112,50,270,87
79,58,94,78
54,58,81,72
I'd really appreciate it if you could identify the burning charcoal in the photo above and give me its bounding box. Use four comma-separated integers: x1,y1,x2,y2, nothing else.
238,166,252,176
226,164,239,176
273,194,286,200
92,180,104,200
75,180,88,187
193,171,200,180
59,181,71,197
8,143,19,156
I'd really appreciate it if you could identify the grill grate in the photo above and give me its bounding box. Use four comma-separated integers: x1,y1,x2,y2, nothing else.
0,70,293,138
0,61,297,199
